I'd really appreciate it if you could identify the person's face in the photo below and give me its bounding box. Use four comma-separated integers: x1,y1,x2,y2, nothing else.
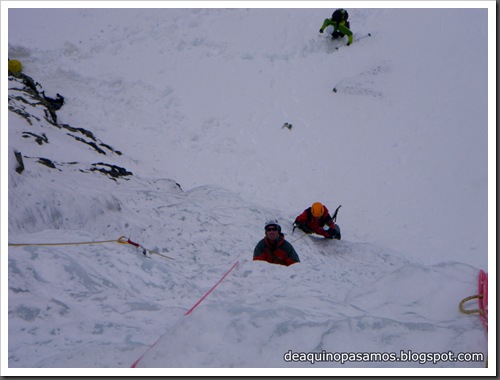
265,226,280,241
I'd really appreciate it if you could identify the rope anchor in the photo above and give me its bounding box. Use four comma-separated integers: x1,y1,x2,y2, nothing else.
9,235,174,260
118,236,174,260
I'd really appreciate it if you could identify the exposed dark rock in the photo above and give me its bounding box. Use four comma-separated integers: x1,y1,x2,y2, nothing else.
22,132,48,145
40,91,65,111
98,142,122,156
44,108,58,125
14,151,25,174
60,124,96,140
8,106,39,125
90,163,133,180
69,134,108,155
37,158,58,169
9,72,134,181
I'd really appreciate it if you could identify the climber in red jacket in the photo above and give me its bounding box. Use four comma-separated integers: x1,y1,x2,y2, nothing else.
253,219,300,266
294,202,341,239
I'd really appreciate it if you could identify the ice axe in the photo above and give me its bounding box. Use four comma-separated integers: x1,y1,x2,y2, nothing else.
331,205,342,222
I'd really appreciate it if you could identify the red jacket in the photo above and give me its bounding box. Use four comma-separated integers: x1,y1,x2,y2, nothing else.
294,206,335,238
253,234,300,266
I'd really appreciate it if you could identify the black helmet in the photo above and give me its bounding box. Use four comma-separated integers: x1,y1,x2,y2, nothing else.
332,9,348,22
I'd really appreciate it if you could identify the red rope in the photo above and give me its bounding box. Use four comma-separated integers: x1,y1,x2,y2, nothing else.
478,270,488,330
131,261,239,368
184,261,239,316
126,238,141,248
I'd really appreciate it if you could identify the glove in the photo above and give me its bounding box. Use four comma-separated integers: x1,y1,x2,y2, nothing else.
295,222,312,234
325,228,335,239
319,29,324,33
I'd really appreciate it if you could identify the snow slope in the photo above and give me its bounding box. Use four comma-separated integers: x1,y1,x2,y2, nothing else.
3,3,494,376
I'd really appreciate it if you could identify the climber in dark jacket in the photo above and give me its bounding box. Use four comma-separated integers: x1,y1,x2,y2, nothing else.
253,219,300,266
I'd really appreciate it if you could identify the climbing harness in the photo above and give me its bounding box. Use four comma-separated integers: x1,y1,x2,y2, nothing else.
8,235,174,260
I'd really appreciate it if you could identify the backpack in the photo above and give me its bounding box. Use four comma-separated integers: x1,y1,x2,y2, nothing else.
332,9,348,23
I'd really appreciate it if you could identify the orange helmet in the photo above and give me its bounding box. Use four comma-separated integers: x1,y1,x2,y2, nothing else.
311,202,324,218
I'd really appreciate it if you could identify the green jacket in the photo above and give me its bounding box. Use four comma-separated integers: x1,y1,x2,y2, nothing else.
320,19,353,45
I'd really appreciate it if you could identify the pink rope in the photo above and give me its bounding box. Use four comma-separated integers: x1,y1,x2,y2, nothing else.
131,261,239,367
184,261,239,316
478,270,488,330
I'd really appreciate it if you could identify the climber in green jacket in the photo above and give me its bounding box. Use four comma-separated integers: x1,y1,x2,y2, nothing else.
319,9,353,46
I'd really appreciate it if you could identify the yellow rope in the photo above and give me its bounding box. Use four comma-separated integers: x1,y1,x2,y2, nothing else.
8,235,174,260
8,236,126,247
290,232,309,243
142,248,175,260
458,294,485,316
